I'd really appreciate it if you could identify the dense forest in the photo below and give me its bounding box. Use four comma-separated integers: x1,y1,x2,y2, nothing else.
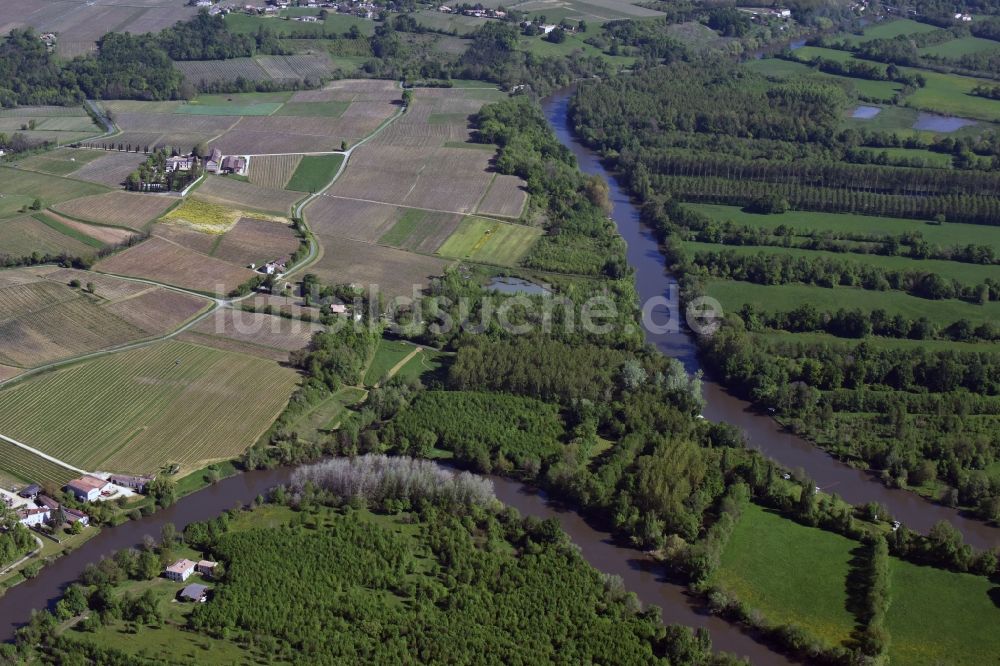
570,60,1000,521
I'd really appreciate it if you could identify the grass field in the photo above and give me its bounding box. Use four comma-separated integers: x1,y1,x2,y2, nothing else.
285,154,345,192
0,167,107,211
745,59,903,101
0,341,299,475
225,11,376,37
704,278,1000,326
918,35,1000,59
517,31,637,68
364,338,418,386
394,346,447,383
885,558,1000,665
0,214,100,260
685,240,998,285
839,19,939,45
684,204,1000,251
710,503,857,648
289,386,367,443
273,100,350,118
901,68,1000,122
437,217,542,265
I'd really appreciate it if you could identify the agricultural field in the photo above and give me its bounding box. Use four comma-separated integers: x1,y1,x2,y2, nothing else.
837,18,940,45
0,341,300,475
684,204,1000,252
900,68,1000,122
0,268,210,369
224,10,376,37
437,217,543,266
709,503,857,649
885,558,1000,665
507,0,662,23
285,154,345,193
0,439,75,489
69,150,150,188
211,217,302,267
0,167,108,210
174,58,271,86
247,154,303,189
377,207,464,253
745,58,904,101
307,236,451,301
94,236,255,295
517,30,637,68
192,310,322,361
0,106,101,147
51,191,177,231
476,174,529,218
190,176,302,215
14,147,105,177
703,278,1000,327
918,35,1000,59
0,214,101,261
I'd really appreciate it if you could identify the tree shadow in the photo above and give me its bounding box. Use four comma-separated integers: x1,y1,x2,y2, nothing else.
844,543,870,651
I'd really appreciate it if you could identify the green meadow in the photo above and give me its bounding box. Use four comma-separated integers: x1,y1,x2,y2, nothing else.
285,154,345,192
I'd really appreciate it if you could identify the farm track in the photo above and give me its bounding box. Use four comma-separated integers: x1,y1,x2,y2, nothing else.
0,89,408,475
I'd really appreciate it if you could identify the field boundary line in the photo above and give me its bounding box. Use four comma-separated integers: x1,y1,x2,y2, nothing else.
0,433,86,475
317,194,476,217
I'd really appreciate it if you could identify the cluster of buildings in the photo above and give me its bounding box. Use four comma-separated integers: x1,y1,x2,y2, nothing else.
3,485,89,529
165,558,218,602
243,0,376,19
165,148,247,176
438,5,506,18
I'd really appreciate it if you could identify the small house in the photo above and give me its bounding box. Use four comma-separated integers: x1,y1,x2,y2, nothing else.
205,148,224,173
36,495,61,511
65,475,114,502
197,560,218,577
18,484,40,499
165,155,194,173
220,155,247,175
165,559,197,582
64,507,90,527
329,303,347,315
179,583,209,602
16,507,50,527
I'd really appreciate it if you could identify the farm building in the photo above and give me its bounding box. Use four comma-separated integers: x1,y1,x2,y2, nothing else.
179,583,209,602
65,475,114,502
166,155,195,173
206,148,224,173
197,560,219,577
221,155,247,175
18,485,40,499
16,507,50,527
109,474,154,493
165,559,197,582
64,507,90,526
36,495,60,511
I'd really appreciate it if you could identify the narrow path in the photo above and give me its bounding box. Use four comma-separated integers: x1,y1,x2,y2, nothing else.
0,433,85,474
376,347,422,388
0,536,44,577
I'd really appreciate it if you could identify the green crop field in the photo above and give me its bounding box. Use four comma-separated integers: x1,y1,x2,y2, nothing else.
437,217,542,265
0,438,76,489
286,154,345,192
0,167,107,208
17,148,105,177
710,503,857,648
745,58,902,100
0,341,299,475
684,204,1000,251
885,558,1000,665
840,19,939,45
901,68,1000,122
918,36,1000,59
704,278,1000,326
865,146,955,168
684,240,998,285
364,338,418,386
793,45,861,64
225,11,376,37
176,102,283,116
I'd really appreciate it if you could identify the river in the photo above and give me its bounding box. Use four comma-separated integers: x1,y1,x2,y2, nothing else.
540,87,999,552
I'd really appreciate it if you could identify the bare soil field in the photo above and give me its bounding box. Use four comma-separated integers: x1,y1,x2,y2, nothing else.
153,223,220,256
256,54,333,81
306,197,401,243
105,287,209,334
0,365,22,382
476,174,528,218
39,269,149,301
247,154,303,189
193,309,321,354
114,111,240,135
52,192,176,230
194,176,302,215
291,79,400,103
309,234,450,300
0,215,97,259
212,217,301,267
94,236,255,295
176,330,290,363
71,151,150,187
250,294,322,320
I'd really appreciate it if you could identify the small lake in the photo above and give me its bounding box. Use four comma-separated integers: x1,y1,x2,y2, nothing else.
485,276,551,296
912,112,978,132
851,105,882,119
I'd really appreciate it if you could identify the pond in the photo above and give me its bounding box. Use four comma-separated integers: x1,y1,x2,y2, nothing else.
851,105,882,119
912,111,978,132
485,276,551,296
